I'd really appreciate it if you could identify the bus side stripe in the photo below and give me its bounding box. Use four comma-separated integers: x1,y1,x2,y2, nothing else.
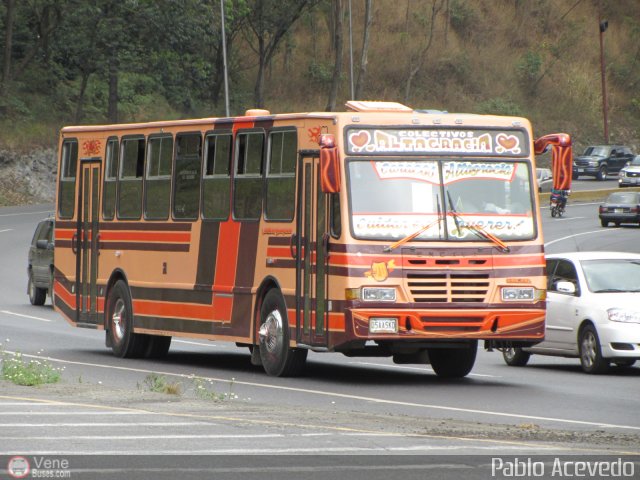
195,221,220,288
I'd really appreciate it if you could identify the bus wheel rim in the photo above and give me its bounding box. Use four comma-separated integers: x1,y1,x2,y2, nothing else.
111,299,126,342
259,310,283,354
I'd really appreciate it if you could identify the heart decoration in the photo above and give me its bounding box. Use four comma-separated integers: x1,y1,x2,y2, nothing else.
350,131,370,149
496,134,519,151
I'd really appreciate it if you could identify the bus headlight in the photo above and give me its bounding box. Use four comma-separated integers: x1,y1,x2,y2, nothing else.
501,287,536,302
345,287,397,302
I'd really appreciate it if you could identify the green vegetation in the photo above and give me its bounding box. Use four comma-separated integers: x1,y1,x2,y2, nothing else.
1,351,62,386
142,373,182,395
0,0,638,151
193,376,237,402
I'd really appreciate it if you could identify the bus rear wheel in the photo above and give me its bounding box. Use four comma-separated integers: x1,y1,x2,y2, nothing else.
428,341,477,378
258,289,307,377
107,280,148,358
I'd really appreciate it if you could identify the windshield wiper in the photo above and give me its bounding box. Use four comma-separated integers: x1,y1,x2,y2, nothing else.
446,191,510,253
593,288,628,293
383,196,442,252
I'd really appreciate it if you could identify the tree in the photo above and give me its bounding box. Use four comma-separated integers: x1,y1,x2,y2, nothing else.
325,0,343,111
245,0,317,108
354,0,373,100
403,0,444,104
1,0,16,100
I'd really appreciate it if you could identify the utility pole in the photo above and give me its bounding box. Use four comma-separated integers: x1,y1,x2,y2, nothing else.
220,0,230,117
599,15,609,144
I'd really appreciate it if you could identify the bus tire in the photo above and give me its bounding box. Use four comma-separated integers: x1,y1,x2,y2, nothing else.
502,347,530,366
28,271,47,306
428,341,477,378
144,335,172,359
258,289,307,377
107,280,148,358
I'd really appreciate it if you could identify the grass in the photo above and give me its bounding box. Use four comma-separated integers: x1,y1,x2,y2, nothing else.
1,350,62,386
142,373,181,395
193,376,237,402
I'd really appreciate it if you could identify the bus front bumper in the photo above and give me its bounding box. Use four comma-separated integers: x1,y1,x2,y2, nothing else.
348,307,545,341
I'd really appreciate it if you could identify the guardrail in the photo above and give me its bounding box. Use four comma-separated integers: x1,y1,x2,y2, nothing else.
539,186,640,203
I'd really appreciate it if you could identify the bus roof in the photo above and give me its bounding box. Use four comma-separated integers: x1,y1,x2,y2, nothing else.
60,101,531,134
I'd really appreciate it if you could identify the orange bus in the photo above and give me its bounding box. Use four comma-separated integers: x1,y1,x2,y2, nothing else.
53,101,571,378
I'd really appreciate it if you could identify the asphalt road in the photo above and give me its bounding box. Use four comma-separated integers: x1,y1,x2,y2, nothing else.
0,201,639,478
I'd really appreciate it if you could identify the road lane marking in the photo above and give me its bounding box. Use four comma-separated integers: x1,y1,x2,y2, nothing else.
1,310,52,322
0,393,635,455
0,445,556,456
0,229,13,233
544,228,619,247
0,422,211,427
2,351,639,432
0,210,53,217
0,411,148,415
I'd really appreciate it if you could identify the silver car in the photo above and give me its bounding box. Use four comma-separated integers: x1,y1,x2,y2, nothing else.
618,155,640,187
502,252,640,374
536,167,553,193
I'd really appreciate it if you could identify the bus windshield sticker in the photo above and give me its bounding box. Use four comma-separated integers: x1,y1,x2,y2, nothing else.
347,129,527,156
372,160,439,183
442,161,516,184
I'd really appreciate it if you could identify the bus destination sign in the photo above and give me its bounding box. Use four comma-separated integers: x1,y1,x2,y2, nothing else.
346,128,528,156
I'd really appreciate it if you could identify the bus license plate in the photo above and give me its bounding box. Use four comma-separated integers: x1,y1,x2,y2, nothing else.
369,318,398,333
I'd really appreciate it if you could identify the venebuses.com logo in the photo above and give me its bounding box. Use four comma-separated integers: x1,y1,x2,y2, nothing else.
6,456,71,478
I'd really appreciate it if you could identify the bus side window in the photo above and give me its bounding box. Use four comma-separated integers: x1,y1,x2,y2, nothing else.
117,136,145,220
202,132,232,220
145,134,173,220
102,137,119,220
58,139,78,219
173,132,202,220
234,130,264,221
265,129,296,222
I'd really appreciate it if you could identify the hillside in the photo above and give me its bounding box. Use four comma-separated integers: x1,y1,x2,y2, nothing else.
0,0,638,205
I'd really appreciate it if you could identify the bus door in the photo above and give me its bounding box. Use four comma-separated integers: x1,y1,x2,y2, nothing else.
296,155,330,348
75,159,101,326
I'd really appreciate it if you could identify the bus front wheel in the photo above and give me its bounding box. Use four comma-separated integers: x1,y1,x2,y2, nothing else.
258,289,307,377
107,280,148,358
428,341,477,378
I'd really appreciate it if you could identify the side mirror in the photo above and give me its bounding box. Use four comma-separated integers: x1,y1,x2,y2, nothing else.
556,281,576,294
319,134,341,193
36,239,49,249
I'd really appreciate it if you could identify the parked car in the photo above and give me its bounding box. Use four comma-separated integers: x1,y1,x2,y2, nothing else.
598,191,640,227
536,167,553,193
572,145,634,181
618,155,640,188
502,252,640,373
27,217,54,305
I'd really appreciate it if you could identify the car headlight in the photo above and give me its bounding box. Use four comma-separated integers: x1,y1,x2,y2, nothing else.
346,287,397,302
588,160,599,166
501,286,541,302
608,308,640,323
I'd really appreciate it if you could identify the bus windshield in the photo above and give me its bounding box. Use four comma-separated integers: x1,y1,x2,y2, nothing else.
347,158,535,243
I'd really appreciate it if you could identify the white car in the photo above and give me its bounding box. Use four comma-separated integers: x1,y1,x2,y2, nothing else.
503,252,640,373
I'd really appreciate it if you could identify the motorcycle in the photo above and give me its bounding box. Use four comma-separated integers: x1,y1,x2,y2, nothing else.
550,190,568,218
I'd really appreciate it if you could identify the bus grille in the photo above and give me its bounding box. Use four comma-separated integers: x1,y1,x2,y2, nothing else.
406,272,491,303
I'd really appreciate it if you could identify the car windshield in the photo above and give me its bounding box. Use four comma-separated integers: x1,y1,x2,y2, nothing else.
629,156,640,166
606,192,639,204
583,146,609,156
347,159,535,242
581,259,640,293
